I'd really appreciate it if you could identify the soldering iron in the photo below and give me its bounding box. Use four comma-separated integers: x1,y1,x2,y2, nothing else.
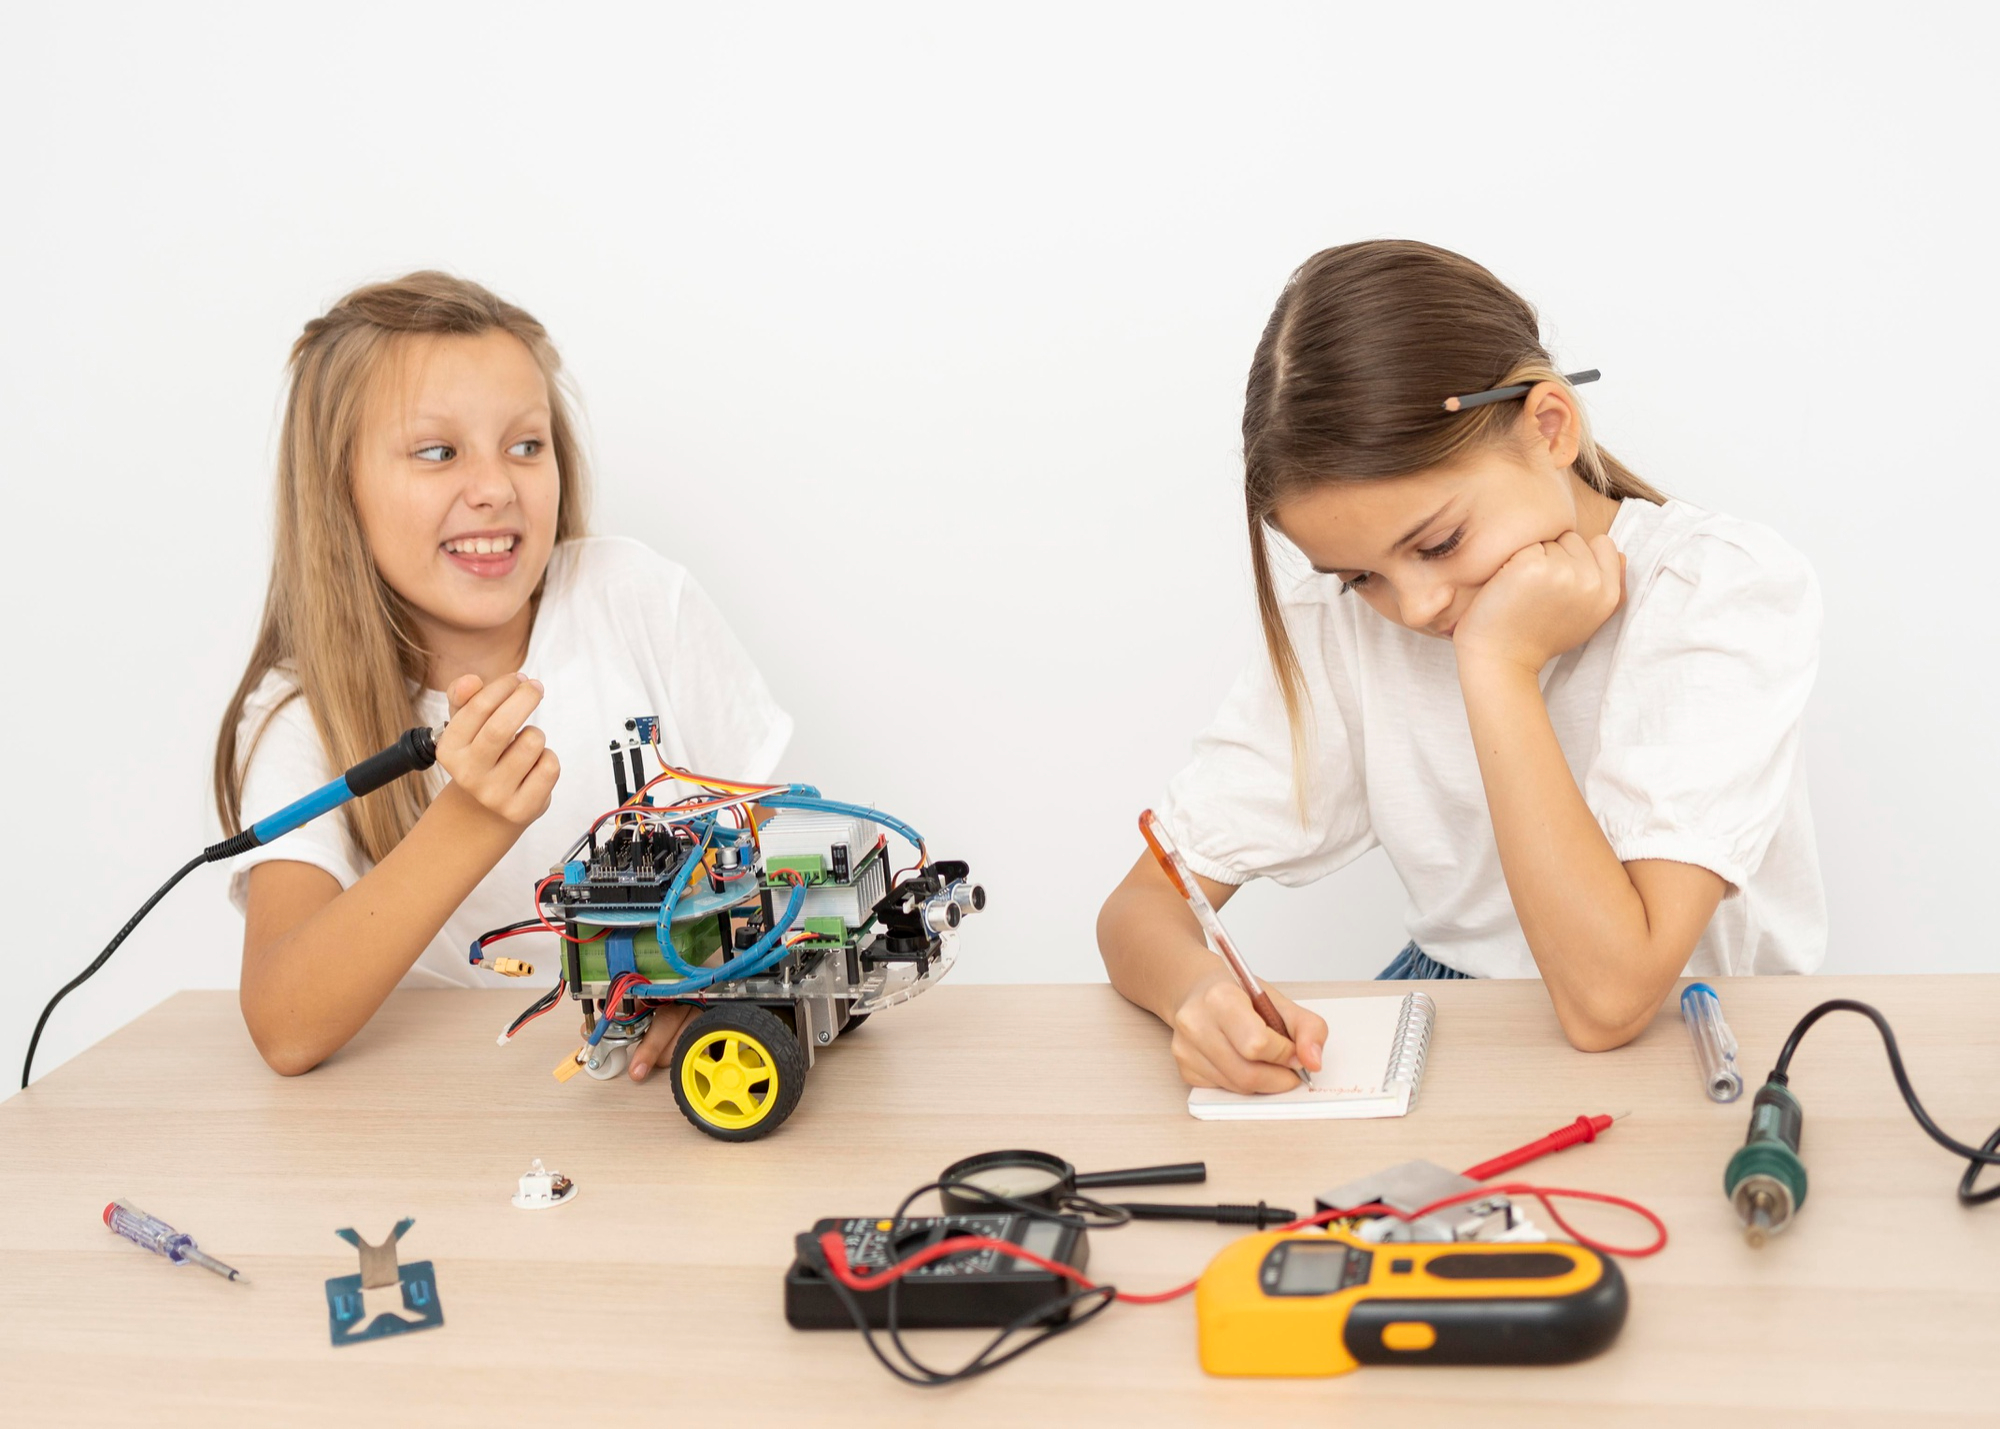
20,726,442,1088
1724,998,2000,1244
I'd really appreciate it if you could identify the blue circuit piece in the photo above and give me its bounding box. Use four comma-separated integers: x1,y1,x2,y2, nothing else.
632,716,660,743
327,1219,443,1348
563,859,586,884
325,1261,444,1347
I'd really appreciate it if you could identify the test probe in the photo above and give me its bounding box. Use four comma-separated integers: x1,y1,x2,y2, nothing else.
20,726,441,1088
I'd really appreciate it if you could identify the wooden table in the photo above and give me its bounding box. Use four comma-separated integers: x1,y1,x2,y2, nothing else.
4,976,1997,1426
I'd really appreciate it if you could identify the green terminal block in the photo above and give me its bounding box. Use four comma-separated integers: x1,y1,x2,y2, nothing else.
1724,1079,1808,1246
766,855,828,885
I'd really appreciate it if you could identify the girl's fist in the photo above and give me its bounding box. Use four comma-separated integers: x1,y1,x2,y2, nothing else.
436,672,560,828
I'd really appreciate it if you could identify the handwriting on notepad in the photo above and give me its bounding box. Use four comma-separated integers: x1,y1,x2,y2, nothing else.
1305,1081,1372,1096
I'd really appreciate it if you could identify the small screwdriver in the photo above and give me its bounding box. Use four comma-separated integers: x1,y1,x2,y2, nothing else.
104,1201,248,1283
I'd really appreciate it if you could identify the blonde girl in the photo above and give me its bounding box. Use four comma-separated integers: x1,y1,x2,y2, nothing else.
217,272,790,1078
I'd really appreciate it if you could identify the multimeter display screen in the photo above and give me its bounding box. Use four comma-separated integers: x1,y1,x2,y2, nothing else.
1274,1243,1354,1294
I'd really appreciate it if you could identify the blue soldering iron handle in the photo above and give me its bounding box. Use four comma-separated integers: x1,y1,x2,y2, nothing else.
213,725,441,856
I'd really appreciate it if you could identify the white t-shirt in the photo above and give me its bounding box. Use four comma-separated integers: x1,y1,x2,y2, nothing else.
226,536,793,988
1159,497,1825,979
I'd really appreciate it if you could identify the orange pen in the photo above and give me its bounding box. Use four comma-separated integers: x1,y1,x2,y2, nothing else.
1138,809,1309,1086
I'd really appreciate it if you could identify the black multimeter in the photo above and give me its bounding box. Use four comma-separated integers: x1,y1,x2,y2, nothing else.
784,1212,1090,1329
1197,1228,1628,1376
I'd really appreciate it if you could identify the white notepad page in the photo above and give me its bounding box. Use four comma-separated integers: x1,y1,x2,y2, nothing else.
1186,993,1435,1121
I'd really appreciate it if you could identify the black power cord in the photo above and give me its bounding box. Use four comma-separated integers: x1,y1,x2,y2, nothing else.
1774,999,2000,1205
21,726,439,1090
21,841,244,1089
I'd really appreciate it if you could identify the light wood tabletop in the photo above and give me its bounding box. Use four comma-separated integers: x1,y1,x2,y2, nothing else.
3,974,1997,1426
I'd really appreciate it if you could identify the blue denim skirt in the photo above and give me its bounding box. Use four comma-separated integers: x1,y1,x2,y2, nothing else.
1375,941,1472,980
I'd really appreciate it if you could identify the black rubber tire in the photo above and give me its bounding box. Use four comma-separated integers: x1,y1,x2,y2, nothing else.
669,1004,807,1142
840,1009,871,1034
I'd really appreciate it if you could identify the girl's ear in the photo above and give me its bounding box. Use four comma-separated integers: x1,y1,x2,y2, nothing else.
1524,382,1582,470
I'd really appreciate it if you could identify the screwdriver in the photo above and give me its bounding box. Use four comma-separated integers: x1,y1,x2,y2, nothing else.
104,1201,248,1283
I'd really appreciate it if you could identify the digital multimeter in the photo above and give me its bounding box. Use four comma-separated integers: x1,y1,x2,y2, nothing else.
785,1213,1090,1329
1197,1229,1627,1377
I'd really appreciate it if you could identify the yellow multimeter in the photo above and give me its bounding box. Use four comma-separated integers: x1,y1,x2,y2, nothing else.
1196,1229,1627,1377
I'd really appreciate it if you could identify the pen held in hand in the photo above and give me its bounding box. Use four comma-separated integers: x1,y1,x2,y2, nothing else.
1139,809,1310,1088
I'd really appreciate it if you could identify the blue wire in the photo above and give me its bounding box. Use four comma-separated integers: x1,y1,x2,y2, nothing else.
652,821,716,977
757,792,925,857
630,876,809,1001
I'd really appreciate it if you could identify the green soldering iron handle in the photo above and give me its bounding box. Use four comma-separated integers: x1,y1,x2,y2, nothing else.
1724,1078,1808,1245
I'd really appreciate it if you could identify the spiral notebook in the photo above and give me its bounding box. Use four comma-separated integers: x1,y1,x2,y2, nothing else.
1186,991,1437,1121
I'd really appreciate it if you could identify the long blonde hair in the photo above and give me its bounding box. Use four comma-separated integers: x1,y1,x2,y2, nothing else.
215,271,591,862
1243,240,1666,811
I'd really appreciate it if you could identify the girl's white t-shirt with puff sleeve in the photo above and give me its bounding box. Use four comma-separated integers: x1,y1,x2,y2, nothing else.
1157,498,1825,978
225,536,793,988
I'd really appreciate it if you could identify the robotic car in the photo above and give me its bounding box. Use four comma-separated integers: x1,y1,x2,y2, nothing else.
475,717,981,1141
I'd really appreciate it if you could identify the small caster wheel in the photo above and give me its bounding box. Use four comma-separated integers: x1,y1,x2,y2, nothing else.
585,1042,630,1080
840,1009,871,1034
670,1005,806,1141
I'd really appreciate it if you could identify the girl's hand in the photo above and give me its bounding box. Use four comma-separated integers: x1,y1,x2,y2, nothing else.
437,673,560,828
1452,530,1626,676
1169,969,1327,1094
627,1003,699,1083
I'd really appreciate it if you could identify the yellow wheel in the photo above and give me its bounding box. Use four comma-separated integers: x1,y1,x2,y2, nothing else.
670,1005,807,1141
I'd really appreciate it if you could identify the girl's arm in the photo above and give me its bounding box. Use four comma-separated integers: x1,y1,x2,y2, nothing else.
239,674,558,1075
1454,532,1726,1052
1097,853,1326,1094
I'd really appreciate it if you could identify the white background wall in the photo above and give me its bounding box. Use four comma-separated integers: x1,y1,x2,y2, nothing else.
5,3,1994,1085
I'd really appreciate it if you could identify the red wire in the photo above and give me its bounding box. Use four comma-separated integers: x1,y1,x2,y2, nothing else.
501,982,568,1040
815,1180,1667,1311
817,1230,1200,1306
1286,1184,1668,1259
474,925,546,952
533,874,612,945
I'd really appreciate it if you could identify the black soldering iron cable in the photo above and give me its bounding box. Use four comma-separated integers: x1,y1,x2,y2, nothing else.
20,726,439,1089
20,851,210,1090
1772,998,2000,1205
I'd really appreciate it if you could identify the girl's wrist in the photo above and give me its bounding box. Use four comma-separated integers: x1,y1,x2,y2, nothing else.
1454,645,1546,698
425,781,531,856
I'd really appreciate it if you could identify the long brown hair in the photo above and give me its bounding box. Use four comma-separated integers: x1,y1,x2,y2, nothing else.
1243,239,1667,807
214,271,591,863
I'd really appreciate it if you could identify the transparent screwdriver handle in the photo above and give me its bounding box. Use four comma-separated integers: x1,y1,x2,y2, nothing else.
1680,982,1743,1102
104,1200,245,1281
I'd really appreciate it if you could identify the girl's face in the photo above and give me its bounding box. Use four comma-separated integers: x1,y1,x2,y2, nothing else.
1272,438,1608,641
352,330,560,656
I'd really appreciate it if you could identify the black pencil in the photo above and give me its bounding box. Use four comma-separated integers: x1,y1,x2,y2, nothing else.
1444,368,1600,412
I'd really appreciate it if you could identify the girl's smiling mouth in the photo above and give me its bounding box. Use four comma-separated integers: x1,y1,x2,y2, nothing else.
441,530,520,577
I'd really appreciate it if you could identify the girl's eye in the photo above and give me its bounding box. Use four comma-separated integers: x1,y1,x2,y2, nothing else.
1418,527,1464,561
1338,573,1371,594
414,443,455,463
509,438,544,458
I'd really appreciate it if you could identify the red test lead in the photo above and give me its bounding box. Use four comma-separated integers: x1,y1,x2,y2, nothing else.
1462,1112,1628,1182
